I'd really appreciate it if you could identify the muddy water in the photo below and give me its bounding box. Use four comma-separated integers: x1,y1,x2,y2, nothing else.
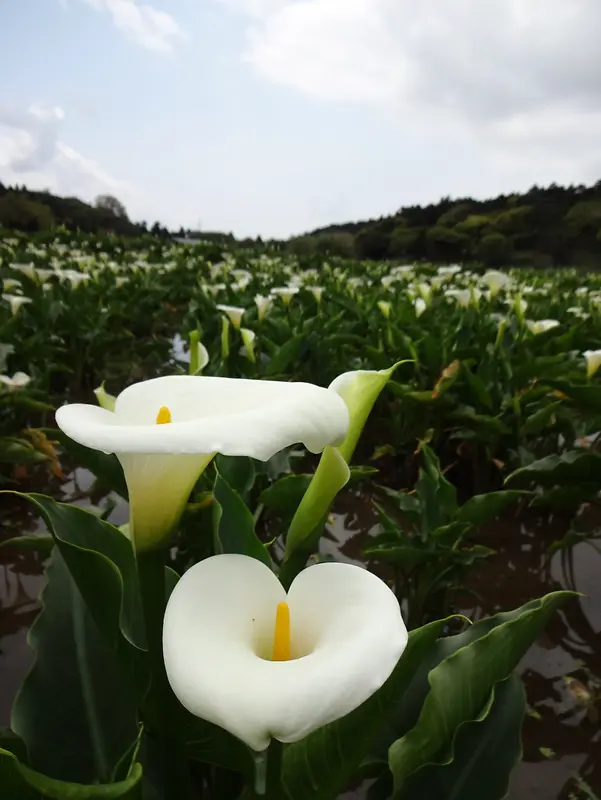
1,481,600,798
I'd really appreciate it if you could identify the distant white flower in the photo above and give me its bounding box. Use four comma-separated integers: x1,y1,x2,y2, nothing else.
526,319,560,335
381,275,397,290
0,371,31,390
254,294,272,321
482,270,511,296
2,279,21,293
377,300,391,319
10,263,36,280
584,350,601,378
270,287,299,306
438,265,462,278
576,288,588,297
217,305,245,329
567,307,590,320
445,288,471,308
240,328,256,363
2,294,32,316
414,297,426,317
390,265,414,280
308,286,324,303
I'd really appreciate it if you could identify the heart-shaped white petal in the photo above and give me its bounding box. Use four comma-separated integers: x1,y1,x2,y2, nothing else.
163,554,407,751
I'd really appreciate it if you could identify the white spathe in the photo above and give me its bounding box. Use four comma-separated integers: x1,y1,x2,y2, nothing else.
55,376,349,549
163,554,407,752
0,371,31,390
482,270,511,295
217,305,245,329
526,319,560,335
584,350,601,378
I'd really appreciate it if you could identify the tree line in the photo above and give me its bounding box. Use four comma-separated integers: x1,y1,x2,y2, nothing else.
1,178,600,267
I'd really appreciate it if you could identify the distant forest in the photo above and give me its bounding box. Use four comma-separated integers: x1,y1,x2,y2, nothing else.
1,178,600,268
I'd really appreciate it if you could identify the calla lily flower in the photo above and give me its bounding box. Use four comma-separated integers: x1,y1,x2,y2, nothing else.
482,270,511,295
55,375,349,550
308,286,324,303
240,328,256,363
377,300,392,319
254,294,272,321
270,286,299,306
584,350,601,378
217,304,245,329
2,278,21,293
526,319,560,335
0,371,31,390
414,297,426,317
163,554,407,751
2,294,32,316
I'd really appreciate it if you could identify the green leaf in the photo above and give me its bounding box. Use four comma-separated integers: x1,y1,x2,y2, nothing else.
8,493,147,691
213,465,272,566
461,364,493,411
264,335,304,376
456,491,528,526
0,533,55,554
184,716,254,778
214,455,255,499
11,551,138,785
0,747,142,799
363,545,433,567
282,617,453,800
0,438,48,465
43,429,127,499
520,401,562,435
259,475,311,517
388,591,573,790
395,674,525,800
506,450,601,488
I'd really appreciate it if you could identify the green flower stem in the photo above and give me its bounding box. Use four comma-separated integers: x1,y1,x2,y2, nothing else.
265,740,284,800
137,548,193,799
253,741,284,799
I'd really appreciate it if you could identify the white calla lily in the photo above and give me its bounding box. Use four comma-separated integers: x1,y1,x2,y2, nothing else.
270,286,299,305
584,350,601,378
308,286,324,303
526,319,560,335
482,270,511,295
56,375,349,550
414,297,426,317
254,294,272,321
0,371,31,390
240,328,256,363
2,294,32,316
217,304,245,329
163,554,407,751
377,300,391,319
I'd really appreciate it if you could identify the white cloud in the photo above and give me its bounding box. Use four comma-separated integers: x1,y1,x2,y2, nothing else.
0,104,134,203
223,0,601,179
77,0,185,53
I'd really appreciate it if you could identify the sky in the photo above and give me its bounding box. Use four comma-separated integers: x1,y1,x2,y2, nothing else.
1,0,600,238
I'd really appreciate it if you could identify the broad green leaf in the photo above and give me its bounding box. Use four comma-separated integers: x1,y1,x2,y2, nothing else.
456,491,528,526
11,551,138,785
0,747,142,799
264,335,304,376
184,715,254,778
461,364,493,410
9,493,147,690
388,591,573,790
213,465,271,566
43,429,127,498
214,455,255,499
282,617,453,800
395,674,525,800
363,546,433,567
0,533,55,554
520,401,562,435
259,475,312,517
506,450,601,488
